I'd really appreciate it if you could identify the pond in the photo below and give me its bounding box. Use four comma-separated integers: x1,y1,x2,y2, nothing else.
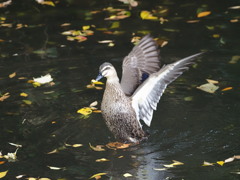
0,0,240,179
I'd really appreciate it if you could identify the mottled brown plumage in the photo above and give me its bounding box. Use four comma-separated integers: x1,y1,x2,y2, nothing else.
96,35,203,143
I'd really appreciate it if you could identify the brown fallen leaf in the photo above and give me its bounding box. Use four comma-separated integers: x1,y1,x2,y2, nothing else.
0,0,12,8
234,155,240,159
0,92,10,102
106,142,130,149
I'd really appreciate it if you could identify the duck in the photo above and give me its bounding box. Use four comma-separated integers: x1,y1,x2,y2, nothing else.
95,35,203,143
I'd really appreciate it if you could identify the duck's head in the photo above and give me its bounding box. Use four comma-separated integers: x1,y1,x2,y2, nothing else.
96,62,117,81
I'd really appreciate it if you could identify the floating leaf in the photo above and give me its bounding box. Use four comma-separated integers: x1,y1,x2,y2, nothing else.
224,156,235,163
20,92,28,97
77,107,92,116
153,168,167,171
0,161,5,165
0,0,12,8
234,155,240,159
202,161,214,166
197,82,219,93
65,143,83,148
172,160,184,166
47,166,64,170
91,79,104,85
33,74,53,84
110,21,120,29
163,164,175,168
8,142,22,148
221,87,233,91
106,142,130,149
229,55,240,64
82,25,90,30
0,92,10,101
16,174,26,179
36,0,55,6
90,173,107,179
228,6,240,9
89,143,105,151
22,100,32,105
9,72,16,78
123,173,132,177
90,101,98,107
47,149,58,154
95,158,110,162
140,11,158,20
206,79,219,84
0,170,8,178
216,161,224,166
197,11,211,18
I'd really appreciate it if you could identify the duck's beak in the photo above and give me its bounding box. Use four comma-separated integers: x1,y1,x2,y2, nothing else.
95,73,103,81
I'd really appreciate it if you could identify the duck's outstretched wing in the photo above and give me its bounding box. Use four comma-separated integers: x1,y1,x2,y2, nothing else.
120,35,160,96
131,52,204,127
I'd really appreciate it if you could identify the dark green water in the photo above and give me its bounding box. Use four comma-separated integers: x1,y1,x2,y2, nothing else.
0,0,240,179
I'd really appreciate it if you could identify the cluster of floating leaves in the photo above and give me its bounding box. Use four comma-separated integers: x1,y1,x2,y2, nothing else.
197,79,234,94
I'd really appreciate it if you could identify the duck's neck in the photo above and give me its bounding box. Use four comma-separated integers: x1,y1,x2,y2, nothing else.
105,76,125,97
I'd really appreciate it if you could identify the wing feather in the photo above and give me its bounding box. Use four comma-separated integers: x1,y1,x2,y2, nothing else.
121,35,160,96
131,52,204,127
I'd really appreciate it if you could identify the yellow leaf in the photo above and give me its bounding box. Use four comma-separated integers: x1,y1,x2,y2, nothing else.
216,161,225,166
202,161,214,166
95,158,110,162
20,92,28,97
40,1,55,7
77,107,92,115
140,11,158,20
39,178,51,180
9,72,16,78
197,11,211,18
47,149,59,154
82,25,90,30
22,100,32,105
72,144,83,148
0,170,8,178
197,83,219,93
90,173,107,179
221,87,233,91
172,160,184,166
213,34,220,38
89,143,105,151
206,79,219,84
91,79,104,85
32,82,41,87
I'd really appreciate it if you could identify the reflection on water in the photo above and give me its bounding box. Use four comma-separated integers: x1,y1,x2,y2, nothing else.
0,0,240,179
